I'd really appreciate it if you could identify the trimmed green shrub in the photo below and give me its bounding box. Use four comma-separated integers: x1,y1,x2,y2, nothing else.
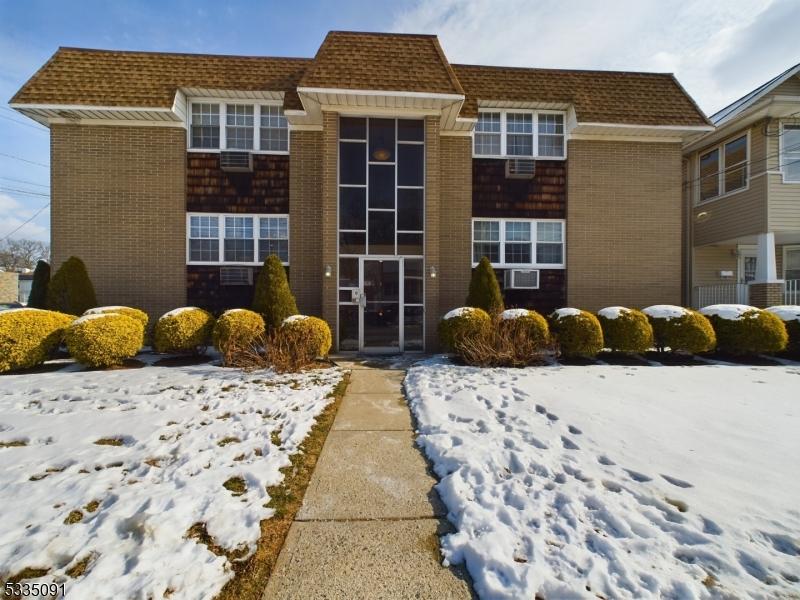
549,308,604,358
766,306,800,352
253,254,298,331
438,307,492,352
46,256,98,315
281,315,332,357
0,308,75,372
643,305,716,354
65,313,144,367
700,305,788,355
27,260,50,309
465,257,504,316
154,307,215,354
84,306,149,331
213,309,266,356
597,306,654,354
498,309,550,349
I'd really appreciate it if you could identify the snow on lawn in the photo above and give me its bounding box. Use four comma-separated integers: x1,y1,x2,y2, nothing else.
0,357,343,599
406,359,800,599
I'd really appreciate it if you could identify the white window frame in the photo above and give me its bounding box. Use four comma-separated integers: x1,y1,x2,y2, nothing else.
471,218,565,268
186,213,289,266
186,99,290,155
780,122,800,183
473,109,567,160
784,245,800,281
695,130,750,205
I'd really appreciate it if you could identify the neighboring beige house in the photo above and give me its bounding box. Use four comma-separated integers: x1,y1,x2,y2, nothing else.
684,62,800,308
10,31,711,352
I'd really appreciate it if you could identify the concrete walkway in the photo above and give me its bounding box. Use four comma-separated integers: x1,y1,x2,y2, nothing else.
263,358,474,599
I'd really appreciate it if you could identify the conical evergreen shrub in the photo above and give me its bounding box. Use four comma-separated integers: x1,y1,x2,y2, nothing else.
252,254,299,330
465,256,504,315
46,256,98,315
27,260,50,308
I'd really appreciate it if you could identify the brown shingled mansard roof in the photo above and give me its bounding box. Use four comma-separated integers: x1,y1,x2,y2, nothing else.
10,31,709,127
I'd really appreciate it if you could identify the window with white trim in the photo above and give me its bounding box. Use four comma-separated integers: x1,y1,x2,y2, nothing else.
188,102,289,153
782,124,800,182
697,133,748,202
472,219,565,267
187,213,289,265
474,110,566,159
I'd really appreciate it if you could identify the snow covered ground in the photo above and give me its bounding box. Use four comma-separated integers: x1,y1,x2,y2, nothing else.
406,359,800,599
0,354,343,599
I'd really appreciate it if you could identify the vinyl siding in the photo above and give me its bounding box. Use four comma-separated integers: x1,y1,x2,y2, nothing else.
692,245,737,287
767,113,800,232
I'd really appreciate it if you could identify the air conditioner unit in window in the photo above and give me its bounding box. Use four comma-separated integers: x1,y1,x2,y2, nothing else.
219,151,253,172
505,158,536,179
220,267,253,286
504,269,539,289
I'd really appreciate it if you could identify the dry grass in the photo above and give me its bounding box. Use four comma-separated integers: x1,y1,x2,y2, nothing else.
223,329,319,374
454,320,551,367
0,439,27,448
65,553,95,578
214,372,350,600
93,437,124,446
217,437,241,447
63,510,84,525
222,476,246,496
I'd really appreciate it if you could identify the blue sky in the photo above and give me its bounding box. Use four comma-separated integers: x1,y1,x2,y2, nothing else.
1,0,799,243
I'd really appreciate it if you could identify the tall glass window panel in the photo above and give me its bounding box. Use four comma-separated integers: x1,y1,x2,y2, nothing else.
258,217,288,262
398,145,424,186
340,187,367,230
189,215,219,261
368,211,395,255
369,165,395,209
339,142,366,185
339,232,366,254
397,233,423,255
473,221,500,263
538,114,564,157
339,257,359,287
474,112,501,155
506,113,533,156
536,222,563,264
340,117,367,140
783,125,800,181
398,119,424,142
404,259,424,304
723,136,747,193
504,221,532,264
339,305,359,351
260,106,288,152
700,149,719,201
397,189,424,232
404,306,424,351
224,216,254,262
369,118,395,162
225,104,254,150
191,103,220,149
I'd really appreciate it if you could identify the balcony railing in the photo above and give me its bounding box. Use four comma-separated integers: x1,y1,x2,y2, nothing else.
693,283,749,308
786,280,800,305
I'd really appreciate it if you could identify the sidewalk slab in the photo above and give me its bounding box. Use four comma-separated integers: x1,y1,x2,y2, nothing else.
346,370,405,395
297,430,444,520
262,519,474,600
333,394,412,431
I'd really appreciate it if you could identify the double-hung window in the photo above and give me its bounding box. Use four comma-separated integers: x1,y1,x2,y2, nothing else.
187,213,289,264
188,102,289,152
474,110,565,159
697,133,748,202
472,219,564,267
782,124,800,182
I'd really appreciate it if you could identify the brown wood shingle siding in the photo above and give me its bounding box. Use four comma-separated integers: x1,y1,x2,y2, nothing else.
472,159,566,219
186,153,289,213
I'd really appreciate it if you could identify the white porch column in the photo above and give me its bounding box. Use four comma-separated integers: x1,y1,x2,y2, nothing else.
753,232,781,283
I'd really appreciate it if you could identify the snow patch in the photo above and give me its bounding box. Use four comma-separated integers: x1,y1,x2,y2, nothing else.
765,305,800,322
551,307,581,319
443,307,479,320
597,306,629,320
699,304,758,321
72,313,118,325
499,309,530,321
282,314,309,324
642,304,690,320
0,307,48,316
160,306,202,320
84,306,134,315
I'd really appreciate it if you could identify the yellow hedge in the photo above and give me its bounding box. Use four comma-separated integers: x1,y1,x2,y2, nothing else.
0,308,75,372
766,306,800,352
644,305,716,354
84,306,148,330
438,307,492,352
65,313,144,367
281,315,332,357
154,307,215,354
498,309,550,350
700,305,787,355
549,308,604,358
213,309,266,353
597,307,654,354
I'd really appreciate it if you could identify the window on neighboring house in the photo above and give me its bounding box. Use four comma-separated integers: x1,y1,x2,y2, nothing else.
258,216,289,262
472,219,564,267
189,215,219,261
226,104,254,150
260,106,289,152
474,112,501,156
190,103,220,149
698,134,748,202
786,247,800,281
783,124,800,182
473,110,566,158
723,135,747,193
699,148,719,201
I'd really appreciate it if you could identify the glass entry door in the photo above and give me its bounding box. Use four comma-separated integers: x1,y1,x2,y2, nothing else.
361,258,400,352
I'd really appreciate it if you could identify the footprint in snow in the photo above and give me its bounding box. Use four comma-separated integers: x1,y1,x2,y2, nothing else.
546,413,559,422
624,469,652,483
535,404,547,414
561,436,579,450
597,455,616,466
701,517,723,535
602,480,623,493
661,474,693,488
567,425,582,435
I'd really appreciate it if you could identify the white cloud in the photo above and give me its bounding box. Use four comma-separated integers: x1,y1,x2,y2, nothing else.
391,0,800,116
0,193,49,242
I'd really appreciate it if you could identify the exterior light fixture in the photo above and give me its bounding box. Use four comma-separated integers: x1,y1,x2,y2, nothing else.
372,148,391,161
324,265,332,278
429,266,437,279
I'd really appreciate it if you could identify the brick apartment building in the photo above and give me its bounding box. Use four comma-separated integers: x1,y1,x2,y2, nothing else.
10,31,712,352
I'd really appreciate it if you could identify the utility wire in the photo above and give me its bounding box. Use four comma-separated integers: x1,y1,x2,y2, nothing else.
0,186,51,198
0,202,50,243
0,176,49,188
0,113,48,133
683,139,800,188
0,152,49,168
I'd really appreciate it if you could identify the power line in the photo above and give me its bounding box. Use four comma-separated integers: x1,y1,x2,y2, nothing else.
683,139,800,189
0,113,48,133
0,176,49,189
0,152,49,168
0,186,51,198
0,203,50,243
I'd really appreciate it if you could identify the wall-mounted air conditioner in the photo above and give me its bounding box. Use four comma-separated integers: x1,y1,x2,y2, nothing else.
504,269,539,289
219,151,253,172
505,159,536,179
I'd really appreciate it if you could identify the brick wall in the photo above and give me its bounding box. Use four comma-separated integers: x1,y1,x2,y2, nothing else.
567,139,683,311
321,113,338,334
424,116,442,351
50,124,186,319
